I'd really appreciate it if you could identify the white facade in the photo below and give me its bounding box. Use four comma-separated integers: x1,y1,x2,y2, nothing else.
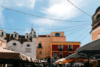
0,28,37,59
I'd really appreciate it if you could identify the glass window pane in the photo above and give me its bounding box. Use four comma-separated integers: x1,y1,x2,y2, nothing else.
54,54,57,57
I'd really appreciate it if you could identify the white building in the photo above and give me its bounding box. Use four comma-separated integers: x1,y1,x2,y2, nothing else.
0,28,37,59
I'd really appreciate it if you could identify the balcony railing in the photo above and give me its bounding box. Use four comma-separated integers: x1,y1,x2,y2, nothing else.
58,49,63,51
37,46,43,48
68,49,73,51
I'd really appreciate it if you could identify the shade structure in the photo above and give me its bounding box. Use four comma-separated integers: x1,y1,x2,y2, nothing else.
65,58,75,63
53,58,65,64
65,53,86,60
65,38,100,59
0,47,34,62
76,38,100,52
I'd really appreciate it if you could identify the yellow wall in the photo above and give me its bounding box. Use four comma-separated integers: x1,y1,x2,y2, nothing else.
50,42,81,59
92,26,100,41
37,37,51,59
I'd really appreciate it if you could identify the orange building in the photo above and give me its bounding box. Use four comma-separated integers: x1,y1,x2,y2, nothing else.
91,6,100,41
50,42,81,63
37,32,81,64
37,32,66,59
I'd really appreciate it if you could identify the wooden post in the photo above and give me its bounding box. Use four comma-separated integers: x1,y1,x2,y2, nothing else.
88,55,90,67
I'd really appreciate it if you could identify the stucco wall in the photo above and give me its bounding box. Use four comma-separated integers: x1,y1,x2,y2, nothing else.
0,37,6,48
7,38,37,59
92,26,100,41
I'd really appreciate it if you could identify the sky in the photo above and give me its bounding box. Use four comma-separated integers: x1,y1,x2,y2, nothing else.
0,0,100,46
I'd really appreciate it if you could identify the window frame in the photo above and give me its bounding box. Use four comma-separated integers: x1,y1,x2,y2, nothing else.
27,44,30,47
15,34,17,37
59,45,62,49
39,51,42,55
13,43,16,46
54,53,57,58
38,43,42,48
96,14,100,20
1,32,3,36
55,33,60,37
69,45,72,50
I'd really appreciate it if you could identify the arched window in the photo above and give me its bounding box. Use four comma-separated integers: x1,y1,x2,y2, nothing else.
1,32,3,36
13,43,16,46
15,34,17,37
96,14,100,20
27,44,30,47
38,43,42,48
55,33,60,37
27,35,28,39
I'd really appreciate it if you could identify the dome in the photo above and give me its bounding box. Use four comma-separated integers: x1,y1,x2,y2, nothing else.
96,6,100,13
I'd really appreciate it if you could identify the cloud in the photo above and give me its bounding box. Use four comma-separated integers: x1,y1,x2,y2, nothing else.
31,0,91,26
30,18,68,26
0,0,36,27
1,0,36,9
42,0,88,19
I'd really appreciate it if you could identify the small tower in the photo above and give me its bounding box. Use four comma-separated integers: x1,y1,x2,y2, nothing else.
31,28,36,38
91,6,100,41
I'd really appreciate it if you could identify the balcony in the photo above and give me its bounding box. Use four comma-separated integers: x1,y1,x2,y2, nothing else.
37,46,43,48
68,49,73,51
58,49,63,51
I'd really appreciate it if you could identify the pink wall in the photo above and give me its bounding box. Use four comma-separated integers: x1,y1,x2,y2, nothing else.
0,40,6,48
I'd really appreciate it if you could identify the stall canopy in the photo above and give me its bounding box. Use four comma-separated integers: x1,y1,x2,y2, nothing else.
65,38,100,60
76,38,100,52
0,47,35,63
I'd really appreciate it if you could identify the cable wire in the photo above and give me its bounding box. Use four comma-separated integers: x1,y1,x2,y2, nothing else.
64,24,90,33
73,27,91,41
0,6,91,22
80,30,91,41
0,23,91,31
67,0,91,17
65,25,90,36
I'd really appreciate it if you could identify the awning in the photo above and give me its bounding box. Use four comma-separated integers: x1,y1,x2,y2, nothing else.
76,38,100,52
0,47,34,63
65,58,75,63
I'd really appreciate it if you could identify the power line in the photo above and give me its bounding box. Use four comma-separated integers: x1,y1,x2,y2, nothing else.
67,0,91,17
80,30,91,41
65,25,90,36
64,24,90,33
73,27,91,41
0,6,91,22
0,23,91,31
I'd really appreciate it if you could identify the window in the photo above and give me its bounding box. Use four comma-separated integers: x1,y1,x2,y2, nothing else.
96,14,100,20
1,32,3,36
27,35,28,38
59,45,62,49
69,45,72,50
55,33,60,37
48,36,50,37
59,54,62,58
38,43,42,48
39,51,42,54
54,53,57,59
27,44,30,47
15,34,17,37
13,43,16,46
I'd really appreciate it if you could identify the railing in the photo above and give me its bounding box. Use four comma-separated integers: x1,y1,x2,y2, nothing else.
68,49,73,51
37,46,43,48
58,49,64,51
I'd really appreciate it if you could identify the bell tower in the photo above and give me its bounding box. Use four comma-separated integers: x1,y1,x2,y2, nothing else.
91,6,100,41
